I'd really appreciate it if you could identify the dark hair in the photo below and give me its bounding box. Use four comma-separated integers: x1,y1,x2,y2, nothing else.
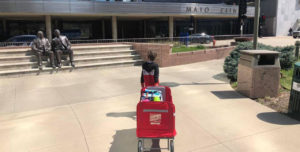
147,51,157,61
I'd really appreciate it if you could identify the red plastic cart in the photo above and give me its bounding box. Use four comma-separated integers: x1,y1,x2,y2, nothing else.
136,86,176,152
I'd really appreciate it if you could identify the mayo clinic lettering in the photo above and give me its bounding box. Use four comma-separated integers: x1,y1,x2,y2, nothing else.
0,0,255,41
186,6,238,15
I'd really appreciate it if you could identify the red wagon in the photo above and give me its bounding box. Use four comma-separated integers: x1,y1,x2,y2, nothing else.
136,86,176,152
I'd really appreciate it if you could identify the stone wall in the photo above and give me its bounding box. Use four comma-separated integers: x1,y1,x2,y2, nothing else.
132,43,234,67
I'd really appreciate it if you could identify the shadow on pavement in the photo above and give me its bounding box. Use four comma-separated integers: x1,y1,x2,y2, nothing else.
212,73,230,83
106,111,136,120
160,82,228,88
211,91,246,99
257,112,300,125
287,113,300,121
109,128,137,152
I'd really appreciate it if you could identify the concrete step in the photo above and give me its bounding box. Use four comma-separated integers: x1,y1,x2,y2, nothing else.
74,55,141,65
72,44,132,52
0,56,33,63
74,50,136,58
0,62,36,71
0,60,143,78
0,51,139,63
0,44,143,77
0,44,132,53
0,49,135,57
0,54,141,71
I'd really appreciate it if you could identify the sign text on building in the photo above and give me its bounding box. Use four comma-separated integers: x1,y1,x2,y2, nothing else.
186,6,238,15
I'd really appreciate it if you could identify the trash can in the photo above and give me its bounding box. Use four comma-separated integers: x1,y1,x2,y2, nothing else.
288,62,300,113
237,50,281,98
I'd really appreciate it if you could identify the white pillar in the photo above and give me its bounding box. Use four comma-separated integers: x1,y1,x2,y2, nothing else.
45,15,52,40
102,20,105,39
169,16,174,38
112,16,118,40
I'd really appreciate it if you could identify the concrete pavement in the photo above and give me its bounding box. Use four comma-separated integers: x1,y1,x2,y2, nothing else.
0,59,300,152
211,36,299,47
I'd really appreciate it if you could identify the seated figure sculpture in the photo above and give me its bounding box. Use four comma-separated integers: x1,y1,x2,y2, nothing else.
31,31,55,70
52,29,75,68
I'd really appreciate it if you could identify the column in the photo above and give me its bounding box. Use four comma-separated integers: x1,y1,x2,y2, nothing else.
102,20,106,39
144,20,146,38
169,16,174,38
194,17,197,33
112,16,118,40
3,20,6,36
45,15,52,40
3,20,6,33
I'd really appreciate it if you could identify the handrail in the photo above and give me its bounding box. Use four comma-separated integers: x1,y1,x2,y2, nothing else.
0,34,253,47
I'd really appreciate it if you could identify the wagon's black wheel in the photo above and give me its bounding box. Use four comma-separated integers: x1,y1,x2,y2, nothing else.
170,140,174,152
138,140,143,152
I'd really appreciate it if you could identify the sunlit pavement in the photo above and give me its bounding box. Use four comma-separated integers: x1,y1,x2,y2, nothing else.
210,36,299,47
0,59,300,152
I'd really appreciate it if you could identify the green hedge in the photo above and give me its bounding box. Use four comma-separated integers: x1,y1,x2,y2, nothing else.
224,42,295,82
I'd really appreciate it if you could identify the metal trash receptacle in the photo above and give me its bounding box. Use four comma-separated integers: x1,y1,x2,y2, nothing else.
237,50,281,98
288,62,300,113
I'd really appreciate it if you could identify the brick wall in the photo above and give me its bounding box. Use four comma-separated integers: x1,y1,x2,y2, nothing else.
132,43,235,67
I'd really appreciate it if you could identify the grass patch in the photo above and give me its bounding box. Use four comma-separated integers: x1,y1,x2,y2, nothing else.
280,59,300,91
280,68,294,90
230,81,238,89
172,45,206,53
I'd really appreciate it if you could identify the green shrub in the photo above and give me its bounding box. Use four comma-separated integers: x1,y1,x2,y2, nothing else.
196,45,206,49
276,46,295,69
224,42,295,82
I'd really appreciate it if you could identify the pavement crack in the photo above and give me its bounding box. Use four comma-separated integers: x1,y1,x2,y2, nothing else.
69,105,91,152
54,88,91,152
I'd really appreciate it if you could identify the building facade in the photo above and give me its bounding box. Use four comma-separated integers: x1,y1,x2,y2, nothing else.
261,0,300,36
0,0,255,41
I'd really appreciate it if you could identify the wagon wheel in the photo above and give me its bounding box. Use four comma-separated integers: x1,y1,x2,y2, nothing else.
138,140,143,152
170,140,174,152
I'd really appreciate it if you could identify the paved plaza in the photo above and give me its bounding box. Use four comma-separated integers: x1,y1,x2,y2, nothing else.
211,36,299,47
0,57,300,152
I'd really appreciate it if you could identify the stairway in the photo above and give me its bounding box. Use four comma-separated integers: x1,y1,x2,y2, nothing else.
0,44,143,77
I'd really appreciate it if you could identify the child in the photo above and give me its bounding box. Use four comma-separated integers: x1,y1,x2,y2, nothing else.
140,51,161,152
141,51,159,88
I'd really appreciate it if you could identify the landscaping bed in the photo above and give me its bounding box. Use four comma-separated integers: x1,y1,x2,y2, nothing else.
172,45,206,53
257,61,299,113
225,42,298,114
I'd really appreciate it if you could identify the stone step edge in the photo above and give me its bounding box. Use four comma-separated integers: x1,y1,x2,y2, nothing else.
0,60,143,75
0,55,141,67
0,49,134,54
0,45,132,52
0,54,140,61
75,54,140,61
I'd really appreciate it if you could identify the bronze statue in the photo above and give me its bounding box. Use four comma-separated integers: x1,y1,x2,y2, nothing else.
31,31,55,70
52,29,75,68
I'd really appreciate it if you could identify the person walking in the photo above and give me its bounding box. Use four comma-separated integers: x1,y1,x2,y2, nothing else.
141,51,159,88
289,28,293,36
140,51,161,152
31,31,55,70
52,29,75,68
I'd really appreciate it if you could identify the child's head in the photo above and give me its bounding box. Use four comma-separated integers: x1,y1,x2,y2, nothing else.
147,51,157,61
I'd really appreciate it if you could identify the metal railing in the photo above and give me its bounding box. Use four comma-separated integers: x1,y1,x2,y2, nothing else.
0,34,253,48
